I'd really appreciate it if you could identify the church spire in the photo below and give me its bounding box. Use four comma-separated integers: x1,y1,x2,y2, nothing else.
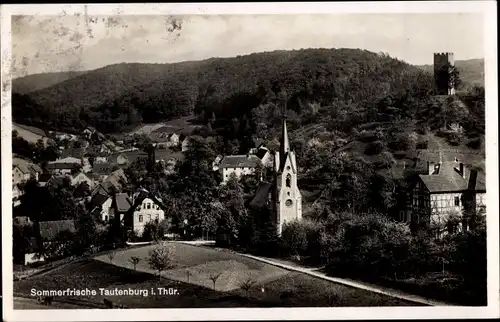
280,96,290,155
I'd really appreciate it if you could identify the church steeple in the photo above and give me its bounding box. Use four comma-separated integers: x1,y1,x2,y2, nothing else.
279,96,290,165
280,119,290,155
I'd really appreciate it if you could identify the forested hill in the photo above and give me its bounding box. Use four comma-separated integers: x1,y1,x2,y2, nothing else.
13,70,88,94
13,48,437,134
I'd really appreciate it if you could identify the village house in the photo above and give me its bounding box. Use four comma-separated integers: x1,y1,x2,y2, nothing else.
91,194,113,222
122,190,168,237
405,160,486,236
12,162,42,185
46,160,81,175
91,168,129,198
91,162,116,181
181,137,190,152
254,146,273,167
107,193,133,222
217,154,262,183
71,172,97,189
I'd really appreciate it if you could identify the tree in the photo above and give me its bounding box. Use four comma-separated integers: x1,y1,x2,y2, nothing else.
239,277,256,296
147,243,174,279
281,221,308,258
107,251,116,263
209,272,222,290
128,256,141,270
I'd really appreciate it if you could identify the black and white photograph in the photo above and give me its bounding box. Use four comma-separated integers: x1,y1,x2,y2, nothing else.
1,2,498,321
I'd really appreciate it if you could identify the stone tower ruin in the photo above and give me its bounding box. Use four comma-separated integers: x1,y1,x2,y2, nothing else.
433,52,456,95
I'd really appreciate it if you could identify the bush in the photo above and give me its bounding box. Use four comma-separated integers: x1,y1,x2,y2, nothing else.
466,138,482,149
280,221,308,258
388,134,411,151
445,132,461,146
357,130,378,143
416,140,428,150
364,140,385,156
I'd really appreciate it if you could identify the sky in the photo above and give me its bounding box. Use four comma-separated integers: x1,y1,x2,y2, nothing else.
11,13,484,78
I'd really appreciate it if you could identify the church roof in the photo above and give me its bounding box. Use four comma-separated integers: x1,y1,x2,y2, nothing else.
219,155,262,168
249,182,273,209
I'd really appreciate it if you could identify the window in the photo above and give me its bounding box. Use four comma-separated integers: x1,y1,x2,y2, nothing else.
454,197,460,206
156,205,160,210
286,174,291,187
138,215,144,222
146,203,151,210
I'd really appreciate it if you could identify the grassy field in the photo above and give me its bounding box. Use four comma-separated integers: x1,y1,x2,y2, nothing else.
129,115,199,135
14,243,421,309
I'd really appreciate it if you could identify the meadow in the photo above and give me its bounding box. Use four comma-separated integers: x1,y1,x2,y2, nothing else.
14,243,421,308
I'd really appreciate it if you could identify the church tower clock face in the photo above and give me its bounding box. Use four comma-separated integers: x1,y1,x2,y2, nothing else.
285,199,293,207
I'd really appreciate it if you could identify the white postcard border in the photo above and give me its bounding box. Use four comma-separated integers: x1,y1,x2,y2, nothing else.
1,2,498,321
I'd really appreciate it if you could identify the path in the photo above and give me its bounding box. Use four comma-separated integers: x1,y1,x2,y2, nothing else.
172,240,453,307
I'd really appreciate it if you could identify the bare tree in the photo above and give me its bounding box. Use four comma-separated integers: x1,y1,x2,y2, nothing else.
107,251,116,263
147,244,174,280
209,272,222,290
128,256,141,270
238,277,256,296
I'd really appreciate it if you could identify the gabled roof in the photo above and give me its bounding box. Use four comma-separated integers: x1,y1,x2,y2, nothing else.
124,191,168,218
30,164,43,173
60,148,86,159
249,182,273,209
92,162,115,175
51,157,82,164
39,220,76,241
13,163,31,174
219,155,262,168
90,193,110,208
256,147,269,160
419,162,486,193
46,162,79,170
114,193,133,213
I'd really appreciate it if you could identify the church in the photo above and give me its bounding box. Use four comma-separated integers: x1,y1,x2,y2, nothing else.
249,117,303,235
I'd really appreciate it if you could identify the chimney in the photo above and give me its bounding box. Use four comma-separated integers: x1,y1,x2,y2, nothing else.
427,161,433,175
468,169,478,191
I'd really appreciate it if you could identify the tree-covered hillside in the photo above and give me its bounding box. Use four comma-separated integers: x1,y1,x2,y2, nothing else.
13,48,435,133
12,70,88,94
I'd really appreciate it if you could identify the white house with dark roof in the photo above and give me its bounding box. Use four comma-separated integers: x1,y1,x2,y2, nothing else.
218,154,262,183
406,160,486,235
106,190,168,237
71,172,96,189
12,163,42,185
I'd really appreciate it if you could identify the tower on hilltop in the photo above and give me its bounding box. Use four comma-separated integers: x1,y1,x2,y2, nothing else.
433,52,456,95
